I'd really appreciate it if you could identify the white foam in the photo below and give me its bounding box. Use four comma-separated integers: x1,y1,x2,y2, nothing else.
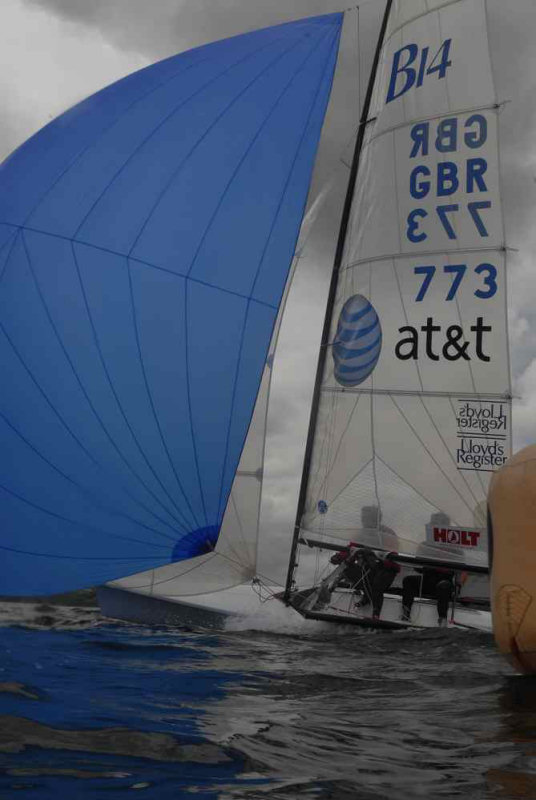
224,595,330,635
152,583,371,636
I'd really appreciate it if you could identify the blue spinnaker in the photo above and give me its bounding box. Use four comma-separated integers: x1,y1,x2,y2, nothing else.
0,14,342,594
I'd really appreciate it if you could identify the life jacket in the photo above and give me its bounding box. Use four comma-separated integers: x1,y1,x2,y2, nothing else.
382,555,401,573
329,542,360,565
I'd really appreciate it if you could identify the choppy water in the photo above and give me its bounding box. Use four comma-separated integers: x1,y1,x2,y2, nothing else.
0,599,535,799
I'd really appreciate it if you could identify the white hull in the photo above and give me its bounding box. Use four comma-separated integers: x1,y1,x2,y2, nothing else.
291,587,492,632
97,584,249,630
98,583,491,633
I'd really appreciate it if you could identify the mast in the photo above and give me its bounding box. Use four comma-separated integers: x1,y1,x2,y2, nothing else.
284,0,393,603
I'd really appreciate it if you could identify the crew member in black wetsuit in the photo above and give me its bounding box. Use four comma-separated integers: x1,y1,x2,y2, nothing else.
331,546,400,620
401,565,454,627
358,505,399,552
401,512,461,627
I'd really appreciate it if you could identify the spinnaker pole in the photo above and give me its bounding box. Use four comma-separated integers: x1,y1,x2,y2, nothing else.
284,0,393,603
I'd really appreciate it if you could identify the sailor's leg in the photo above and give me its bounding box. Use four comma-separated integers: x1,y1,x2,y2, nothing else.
401,574,420,619
436,579,453,621
371,567,397,617
314,583,332,609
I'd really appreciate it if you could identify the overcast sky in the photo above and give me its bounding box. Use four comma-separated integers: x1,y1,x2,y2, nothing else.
1,0,535,581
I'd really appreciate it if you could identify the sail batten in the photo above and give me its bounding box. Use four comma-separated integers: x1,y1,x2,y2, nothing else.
321,387,510,399
363,102,501,145
345,245,505,271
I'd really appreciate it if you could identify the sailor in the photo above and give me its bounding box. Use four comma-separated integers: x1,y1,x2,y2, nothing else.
357,505,399,552
401,563,455,627
401,513,464,627
331,545,400,620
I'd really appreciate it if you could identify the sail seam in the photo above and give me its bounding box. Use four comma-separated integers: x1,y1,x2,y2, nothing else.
365,103,499,147
420,392,483,509
1,231,184,539
385,0,467,43
226,247,305,578
125,258,202,531
223,491,253,563
321,387,510,398
0,539,172,562
251,30,343,527
307,457,374,526
214,299,254,523
259,31,343,514
317,392,364,514
0,404,178,546
215,27,341,522
183,279,210,529
72,32,296,242
345,244,505,271
450,298,488,500
184,25,336,281
0,227,19,274
0,222,283,311
388,252,484,508
389,393,475,517
0,226,23,287
375,453,440,518
125,34,326,260
22,53,221,230
150,553,219,588
149,549,264,592
0,481,174,556
0,310,183,540
68,240,192,531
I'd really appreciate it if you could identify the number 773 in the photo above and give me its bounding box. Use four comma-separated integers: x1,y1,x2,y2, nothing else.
414,263,497,302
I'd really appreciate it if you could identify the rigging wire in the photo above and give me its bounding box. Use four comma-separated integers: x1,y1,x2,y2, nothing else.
284,0,394,602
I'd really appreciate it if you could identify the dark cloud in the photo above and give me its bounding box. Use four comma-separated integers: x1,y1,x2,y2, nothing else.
23,0,375,59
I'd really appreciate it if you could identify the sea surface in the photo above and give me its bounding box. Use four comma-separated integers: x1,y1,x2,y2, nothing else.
0,597,535,800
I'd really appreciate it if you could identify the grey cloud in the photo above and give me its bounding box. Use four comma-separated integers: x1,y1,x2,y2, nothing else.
23,0,357,58
487,0,536,240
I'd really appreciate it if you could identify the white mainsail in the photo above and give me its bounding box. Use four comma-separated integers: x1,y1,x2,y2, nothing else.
300,0,510,568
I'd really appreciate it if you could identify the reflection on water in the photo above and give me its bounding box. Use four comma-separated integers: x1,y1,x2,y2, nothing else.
0,713,230,763
0,601,535,798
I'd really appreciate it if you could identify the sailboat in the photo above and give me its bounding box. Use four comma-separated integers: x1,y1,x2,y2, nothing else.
0,0,511,633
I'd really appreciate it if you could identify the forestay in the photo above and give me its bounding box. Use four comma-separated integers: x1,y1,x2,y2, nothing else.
301,0,510,567
0,13,342,595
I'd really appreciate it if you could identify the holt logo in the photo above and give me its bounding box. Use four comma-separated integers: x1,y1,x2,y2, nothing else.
433,527,480,547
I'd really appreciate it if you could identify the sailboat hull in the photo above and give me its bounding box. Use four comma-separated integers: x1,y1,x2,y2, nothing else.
97,583,491,633
285,588,492,632
97,585,233,630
